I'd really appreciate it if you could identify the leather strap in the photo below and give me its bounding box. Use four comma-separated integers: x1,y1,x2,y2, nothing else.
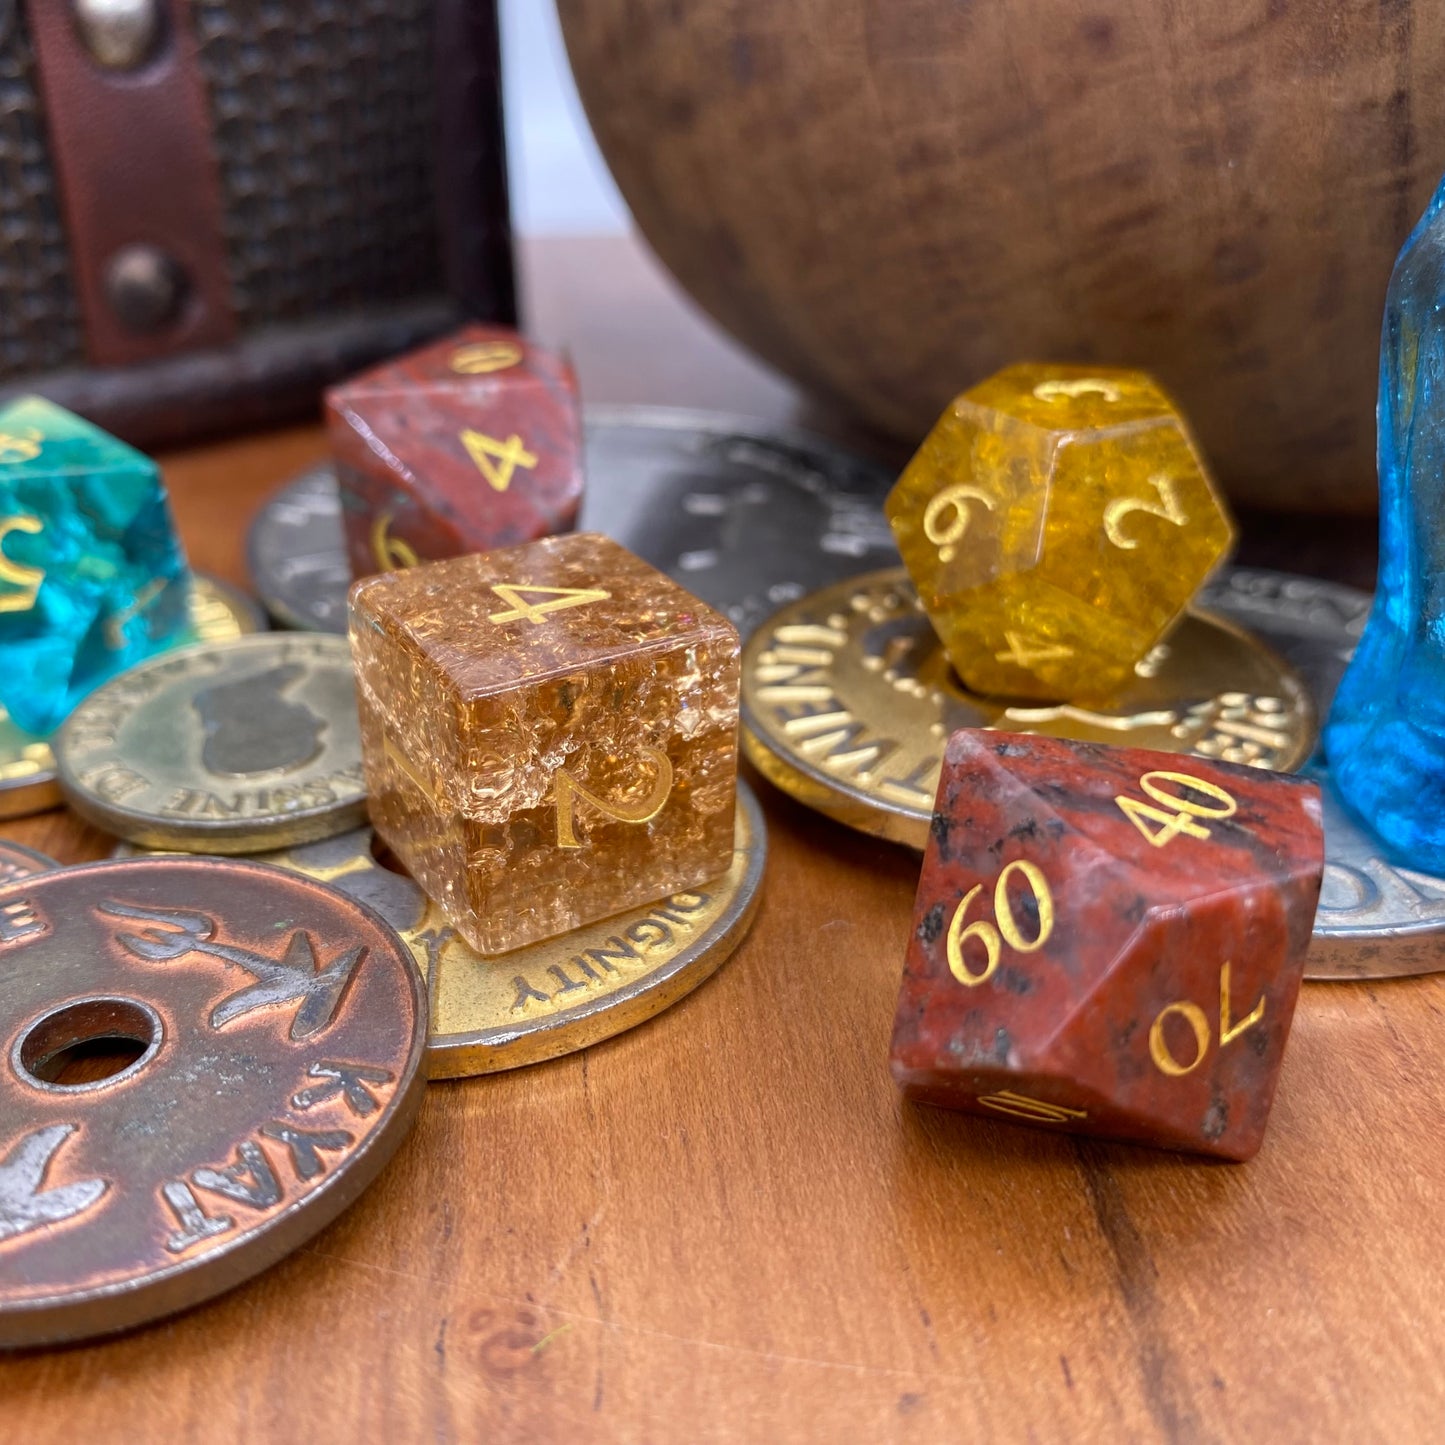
25,0,236,366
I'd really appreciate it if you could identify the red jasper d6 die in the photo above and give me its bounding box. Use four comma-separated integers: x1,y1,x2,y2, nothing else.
890,730,1324,1160
326,324,584,579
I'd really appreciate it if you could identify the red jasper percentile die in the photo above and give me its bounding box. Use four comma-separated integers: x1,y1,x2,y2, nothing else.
326,324,584,579
889,729,1324,1160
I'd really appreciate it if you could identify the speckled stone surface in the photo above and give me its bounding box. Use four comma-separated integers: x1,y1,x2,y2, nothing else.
890,729,1323,1160
350,532,740,953
327,324,583,579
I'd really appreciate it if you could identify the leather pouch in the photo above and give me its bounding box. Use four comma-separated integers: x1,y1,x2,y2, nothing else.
0,0,513,446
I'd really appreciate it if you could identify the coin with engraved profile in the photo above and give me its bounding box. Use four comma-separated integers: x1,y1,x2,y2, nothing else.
55,633,365,852
116,780,767,1077
0,855,425,1346
0,573,267,821
741,567,1316,849
1201,566,1445,980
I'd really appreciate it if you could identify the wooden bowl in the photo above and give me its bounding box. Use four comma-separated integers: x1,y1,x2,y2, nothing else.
558,0,1445,513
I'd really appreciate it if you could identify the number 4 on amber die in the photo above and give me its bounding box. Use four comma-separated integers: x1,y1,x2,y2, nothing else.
487,583,611,626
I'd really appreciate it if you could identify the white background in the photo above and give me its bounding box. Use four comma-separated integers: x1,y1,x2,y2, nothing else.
499,0,630,235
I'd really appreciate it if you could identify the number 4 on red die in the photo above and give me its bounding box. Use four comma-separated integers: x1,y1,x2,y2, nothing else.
326,325,584,581
889,730,1324,1160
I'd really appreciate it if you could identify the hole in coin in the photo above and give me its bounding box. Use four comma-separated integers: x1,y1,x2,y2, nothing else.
14,996,162,1091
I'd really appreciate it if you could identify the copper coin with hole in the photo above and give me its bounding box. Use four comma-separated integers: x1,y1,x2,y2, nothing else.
0,840,58,884
0,857,426,1347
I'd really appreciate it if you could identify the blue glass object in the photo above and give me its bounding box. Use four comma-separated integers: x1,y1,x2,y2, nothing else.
0,396,190,734
1325,176,1445,872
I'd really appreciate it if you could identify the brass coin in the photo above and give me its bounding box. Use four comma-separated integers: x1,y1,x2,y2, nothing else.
0,574,267,822
0,856,426,1346
741,567,1316,848
118,780,767,1077
56,633,365,852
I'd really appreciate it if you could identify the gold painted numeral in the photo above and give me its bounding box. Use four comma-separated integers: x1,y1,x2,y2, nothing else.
460,429,537,492
1032,378,1122,404
922,484,996,563
384,735,441,808
0,429,42,464
978,1090,1087,1124
994,631,1074,669
371,513,420,571
1149,962,1265,1077
1103,473,1189,549
0,515,45,613
1115,769,1237,849
554,746,673,848
449,340,525,375
946,859,1055,987
487,583,611,626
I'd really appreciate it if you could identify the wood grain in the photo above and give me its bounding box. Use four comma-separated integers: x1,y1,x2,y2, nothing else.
0,235,1432,1442
559,0,1445,514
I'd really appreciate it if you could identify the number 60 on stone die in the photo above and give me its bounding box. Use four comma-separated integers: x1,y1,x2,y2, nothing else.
889,729,1324,1160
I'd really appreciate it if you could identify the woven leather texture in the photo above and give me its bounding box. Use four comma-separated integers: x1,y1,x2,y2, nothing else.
0,0,444,379
0,5,86,376
194,0,442,326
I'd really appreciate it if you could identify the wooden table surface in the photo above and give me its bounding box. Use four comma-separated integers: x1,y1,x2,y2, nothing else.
3,235,1435,1443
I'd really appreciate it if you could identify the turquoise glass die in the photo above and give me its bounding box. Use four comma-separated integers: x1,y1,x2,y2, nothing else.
0,396,190,733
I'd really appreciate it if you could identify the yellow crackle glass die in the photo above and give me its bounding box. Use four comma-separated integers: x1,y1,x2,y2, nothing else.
885,364,1235,701
349,533,740,954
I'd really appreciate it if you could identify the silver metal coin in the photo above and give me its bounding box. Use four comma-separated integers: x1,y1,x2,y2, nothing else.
245,465,352,634
1202,567,1445,980
246,408,895,637
55,634,366,853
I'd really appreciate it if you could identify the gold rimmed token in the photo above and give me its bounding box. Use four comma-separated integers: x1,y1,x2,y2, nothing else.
118,780,767,1076
741,567,1316,849
0,574,266,821
57,633,363,852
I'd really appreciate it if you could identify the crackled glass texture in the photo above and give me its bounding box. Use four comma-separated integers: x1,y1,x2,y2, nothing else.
327,323,583,581
891,730,1324,1160
350,532,740,953
0,396,190,734
886,364,1235,702
1325,174,1445,873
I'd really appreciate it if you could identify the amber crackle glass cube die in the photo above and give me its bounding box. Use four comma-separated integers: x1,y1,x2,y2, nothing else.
890,729,1323,1160
886,364,1235,701
350,533,740,953
327,324,584,580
